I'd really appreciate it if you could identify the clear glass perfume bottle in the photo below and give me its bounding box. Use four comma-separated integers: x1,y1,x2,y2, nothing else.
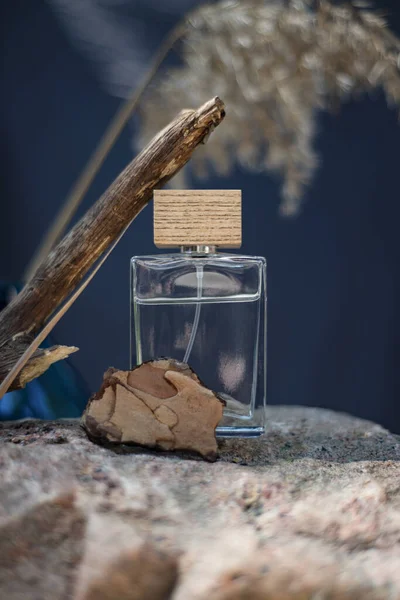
130,190,266,437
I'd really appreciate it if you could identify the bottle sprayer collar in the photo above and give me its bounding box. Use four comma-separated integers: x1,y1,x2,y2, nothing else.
180,245,217,255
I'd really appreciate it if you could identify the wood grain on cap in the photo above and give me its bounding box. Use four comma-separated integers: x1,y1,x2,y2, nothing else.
154,190,242,248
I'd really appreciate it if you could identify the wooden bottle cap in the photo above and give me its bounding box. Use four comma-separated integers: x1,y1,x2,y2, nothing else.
153,190,242,248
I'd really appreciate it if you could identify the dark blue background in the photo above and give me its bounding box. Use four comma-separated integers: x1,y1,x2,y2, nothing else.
2,0,400,431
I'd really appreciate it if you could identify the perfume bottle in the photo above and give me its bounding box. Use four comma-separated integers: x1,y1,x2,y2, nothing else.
130,190,266,437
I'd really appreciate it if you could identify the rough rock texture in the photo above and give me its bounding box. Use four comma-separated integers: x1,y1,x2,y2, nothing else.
82,360,225,460
0,406,400,599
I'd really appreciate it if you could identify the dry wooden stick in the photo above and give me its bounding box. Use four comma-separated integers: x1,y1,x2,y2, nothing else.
0,96,226,394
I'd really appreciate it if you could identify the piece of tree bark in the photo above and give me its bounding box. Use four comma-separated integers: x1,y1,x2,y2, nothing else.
0,97,225,391
10,345,79,389
82,359,225,461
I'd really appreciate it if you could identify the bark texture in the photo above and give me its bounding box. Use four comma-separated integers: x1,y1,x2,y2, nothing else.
0,97,226,390
10,345,79,389
82,359,225,460
0,406,399,599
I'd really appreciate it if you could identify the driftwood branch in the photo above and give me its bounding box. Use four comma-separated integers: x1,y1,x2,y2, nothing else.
0,96,226,393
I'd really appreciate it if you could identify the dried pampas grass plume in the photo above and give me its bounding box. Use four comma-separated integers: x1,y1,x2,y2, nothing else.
138,0,400,215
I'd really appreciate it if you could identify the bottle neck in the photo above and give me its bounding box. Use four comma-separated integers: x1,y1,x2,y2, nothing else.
180,245,217,255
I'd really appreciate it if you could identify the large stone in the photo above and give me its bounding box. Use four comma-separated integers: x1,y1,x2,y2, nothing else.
0,406,399,599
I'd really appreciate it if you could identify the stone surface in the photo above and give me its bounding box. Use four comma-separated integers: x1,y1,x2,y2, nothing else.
82,360,224,461
0,406,400,599
78,543,178,600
